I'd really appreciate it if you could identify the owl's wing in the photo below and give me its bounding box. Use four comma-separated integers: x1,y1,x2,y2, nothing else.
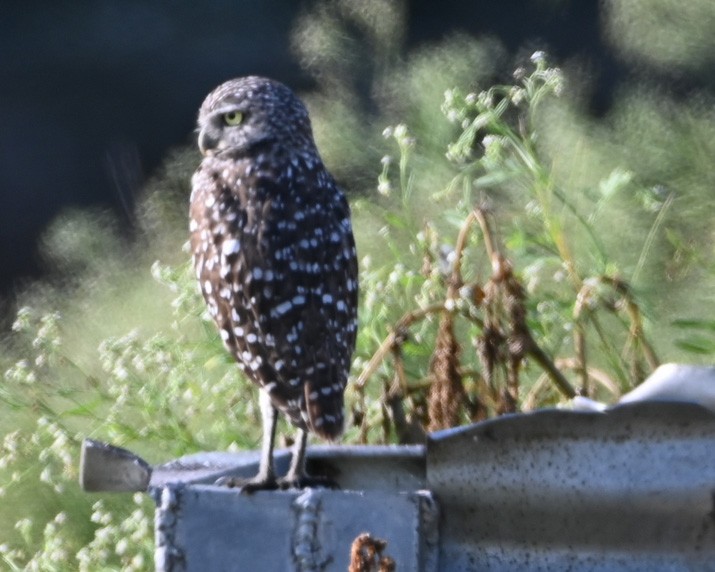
298,190,357,440
242,175,357,439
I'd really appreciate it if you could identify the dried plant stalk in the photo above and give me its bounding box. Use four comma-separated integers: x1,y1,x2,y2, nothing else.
427,312,465,431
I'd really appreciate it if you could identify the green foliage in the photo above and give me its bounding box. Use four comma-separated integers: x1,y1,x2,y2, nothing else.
0,254,269,569
0,150,262,568
606,0,715,72
3,2,715,568
347,52,663,441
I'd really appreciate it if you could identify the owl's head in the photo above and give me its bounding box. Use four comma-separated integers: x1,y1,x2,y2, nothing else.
196,76,315,157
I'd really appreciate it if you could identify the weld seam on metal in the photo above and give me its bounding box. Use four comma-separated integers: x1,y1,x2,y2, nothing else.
154,484,186,572
292,489,331,571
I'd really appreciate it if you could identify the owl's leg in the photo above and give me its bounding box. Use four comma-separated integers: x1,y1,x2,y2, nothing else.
216,390,279,491
253,389,279,484
284,427,308,483
277,427,338,490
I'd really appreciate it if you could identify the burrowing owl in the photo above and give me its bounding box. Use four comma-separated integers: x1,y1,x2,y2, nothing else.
189,76,358,489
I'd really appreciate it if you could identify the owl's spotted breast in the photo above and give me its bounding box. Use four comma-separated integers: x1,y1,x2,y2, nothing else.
190,145,357,439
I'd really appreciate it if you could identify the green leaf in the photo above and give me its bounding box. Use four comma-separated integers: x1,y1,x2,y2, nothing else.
674,335,715,355
672,319,715,331
383,212,409,230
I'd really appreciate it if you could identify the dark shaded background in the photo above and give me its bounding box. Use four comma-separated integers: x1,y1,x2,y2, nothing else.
2,0,709,302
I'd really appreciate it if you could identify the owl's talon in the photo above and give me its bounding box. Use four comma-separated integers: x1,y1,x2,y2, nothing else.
214,474,336,492
214,475,279,493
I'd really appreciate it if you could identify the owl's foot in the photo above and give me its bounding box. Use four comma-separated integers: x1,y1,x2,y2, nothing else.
214,474,279,493
214,473,337,492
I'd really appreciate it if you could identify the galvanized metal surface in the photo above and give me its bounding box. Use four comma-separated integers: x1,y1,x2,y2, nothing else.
82,400,715,570
428,401,715,571
80,442,425,492
574,362,715,414
153,486,438,572
619,363,715,412
80,439,151,492
152,444,426,492
149,446,430,571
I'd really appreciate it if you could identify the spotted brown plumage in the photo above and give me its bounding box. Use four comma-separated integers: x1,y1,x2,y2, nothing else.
189,76,358,489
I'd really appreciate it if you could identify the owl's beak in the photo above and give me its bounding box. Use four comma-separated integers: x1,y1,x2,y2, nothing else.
197,128,217,156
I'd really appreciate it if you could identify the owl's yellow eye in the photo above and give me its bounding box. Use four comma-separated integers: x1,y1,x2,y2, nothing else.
223,111,244,126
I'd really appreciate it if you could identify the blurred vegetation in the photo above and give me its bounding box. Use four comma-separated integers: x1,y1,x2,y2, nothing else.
3,0,715,568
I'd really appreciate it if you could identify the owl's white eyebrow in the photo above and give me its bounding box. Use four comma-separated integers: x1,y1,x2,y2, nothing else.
212,105,246,116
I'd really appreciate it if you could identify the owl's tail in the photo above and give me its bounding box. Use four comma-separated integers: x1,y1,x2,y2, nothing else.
304,379,345,441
